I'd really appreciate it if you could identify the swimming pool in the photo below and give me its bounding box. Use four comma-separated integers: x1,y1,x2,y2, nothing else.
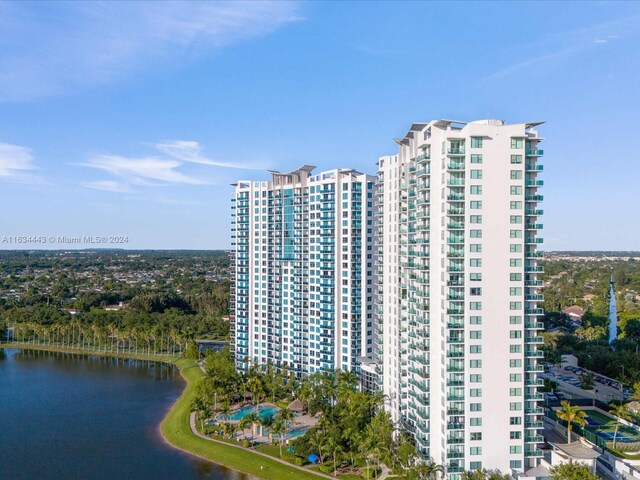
270,426,309,439
223,405,279,422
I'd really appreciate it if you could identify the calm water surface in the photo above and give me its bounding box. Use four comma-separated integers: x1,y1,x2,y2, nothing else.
0,349,255,480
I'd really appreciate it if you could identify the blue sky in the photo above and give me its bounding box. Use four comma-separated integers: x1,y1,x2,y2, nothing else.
1,1,639,250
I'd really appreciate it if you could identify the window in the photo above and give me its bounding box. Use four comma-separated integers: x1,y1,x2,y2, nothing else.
510,431,522,440
510,186,522,195
470,432,483,441
510,215,522,224
471,137,483,148
510,229,523,238
510,460,522,469
470,374,482,382
470,301,482,310
470,170,483,179
510,416,522,425
510,244,522,253
470,185,483,195
510,287,522,295
470,154,483,163
510,273,522,281
470,259,482,267
510,374,522,382
470,315,482,324
470,273,482,281
509,302,523,311
470,229,482,238
470,359,482,368
510,201,522,209
470,403,482,411
470,201,482,209
470,447,482,455
510,170,523,180
510,446,522,454
470,330,482,339
470,418,482,426
470,461,482,470
470,345,482,353
511,138,523,149
510,330,522,338
470,244,482,253
510,259,522,267
510,388,522,396
510,315,522,324
470,388,482,397
509,359,522,367
510,154,523,164
470,287,482,296
470,215,482,224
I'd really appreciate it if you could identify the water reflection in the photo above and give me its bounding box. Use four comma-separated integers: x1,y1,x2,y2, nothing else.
0,349,256,480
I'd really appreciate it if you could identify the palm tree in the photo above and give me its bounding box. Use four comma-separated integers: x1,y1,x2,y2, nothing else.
243,412,260,444
270,418,287,457
325,434,344,476
238,415,254,443
630,381,640,402
610,403,633,450
416,459,446,480
556,401,587,443
191,396,211,431
309,428,328,463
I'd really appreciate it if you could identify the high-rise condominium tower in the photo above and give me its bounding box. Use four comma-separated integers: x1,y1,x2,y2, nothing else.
375,120,544,478
231,167,376,377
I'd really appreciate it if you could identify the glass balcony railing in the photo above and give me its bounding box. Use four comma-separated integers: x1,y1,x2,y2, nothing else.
525,149,544,156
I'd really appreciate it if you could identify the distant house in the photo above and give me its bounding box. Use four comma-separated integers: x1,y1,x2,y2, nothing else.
66,309,79,315
105,302,125,311
563,305,585,324
221,315,231,322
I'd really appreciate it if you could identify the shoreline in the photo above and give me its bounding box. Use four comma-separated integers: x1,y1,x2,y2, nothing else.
1,343,327,480
158,358,327,480
0,342,179,363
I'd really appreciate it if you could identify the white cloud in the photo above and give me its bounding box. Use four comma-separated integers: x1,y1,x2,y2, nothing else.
83,155,206,185
81,139,269,192
82,180,132,193
0,142,40,183
482,15,636,82
0,1,302,102
156,140,267,170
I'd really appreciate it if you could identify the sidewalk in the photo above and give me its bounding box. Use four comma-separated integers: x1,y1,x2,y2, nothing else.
189,412,334,480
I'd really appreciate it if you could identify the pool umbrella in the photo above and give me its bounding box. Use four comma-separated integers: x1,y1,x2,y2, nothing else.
307,454,320,463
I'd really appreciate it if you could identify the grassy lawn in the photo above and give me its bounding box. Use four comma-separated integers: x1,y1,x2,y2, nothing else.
160,358,326,480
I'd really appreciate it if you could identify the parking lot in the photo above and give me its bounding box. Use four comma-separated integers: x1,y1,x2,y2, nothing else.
543,365,629,403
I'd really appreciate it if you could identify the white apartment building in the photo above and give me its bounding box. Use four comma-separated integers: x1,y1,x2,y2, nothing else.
375,120,545,478
231,167,376,377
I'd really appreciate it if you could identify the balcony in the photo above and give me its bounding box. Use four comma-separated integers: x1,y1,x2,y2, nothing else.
525,164,544,172
447,148,466,155
525,149,544,156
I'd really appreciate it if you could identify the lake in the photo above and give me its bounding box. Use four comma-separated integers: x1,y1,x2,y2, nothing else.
0,348,254,480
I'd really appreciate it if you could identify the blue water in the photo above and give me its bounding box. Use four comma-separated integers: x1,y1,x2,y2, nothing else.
0,348,255,480
609,275,618,344
286,427,309,438
226,405,278,421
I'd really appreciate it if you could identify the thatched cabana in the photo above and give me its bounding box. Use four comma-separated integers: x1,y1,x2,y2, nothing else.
289,399,305,413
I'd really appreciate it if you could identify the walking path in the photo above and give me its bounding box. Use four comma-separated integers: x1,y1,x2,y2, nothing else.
188,412,334,480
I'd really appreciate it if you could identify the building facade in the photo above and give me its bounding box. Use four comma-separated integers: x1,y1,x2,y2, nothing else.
375,120,545,478
231,167,376,377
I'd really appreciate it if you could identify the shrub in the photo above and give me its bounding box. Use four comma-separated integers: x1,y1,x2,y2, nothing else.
242,440,251,448
318,463,334,474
